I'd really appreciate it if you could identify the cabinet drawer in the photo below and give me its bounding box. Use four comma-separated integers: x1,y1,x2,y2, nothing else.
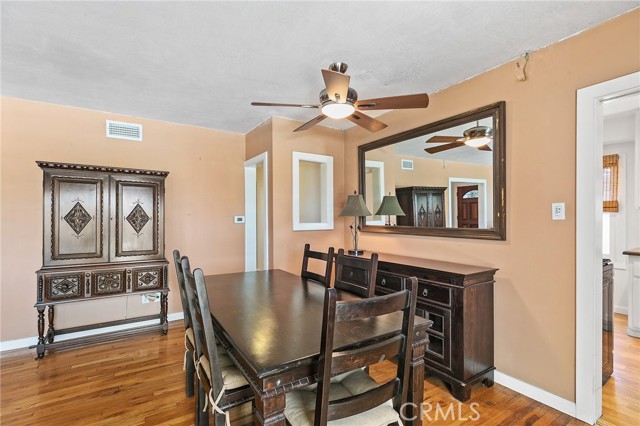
44,272,85,301
376,271,404,293
417,280,451,307
132,267,164,291
92,270,126,296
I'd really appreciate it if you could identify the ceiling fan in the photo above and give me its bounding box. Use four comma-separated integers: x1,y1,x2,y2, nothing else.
424,124,493,154
251,62,430,133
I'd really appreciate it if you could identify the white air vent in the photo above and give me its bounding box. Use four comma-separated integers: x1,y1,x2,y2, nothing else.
401,159,414,170
106,120,143,141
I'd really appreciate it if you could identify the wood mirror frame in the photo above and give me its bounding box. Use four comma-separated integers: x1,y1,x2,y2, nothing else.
358,101,506,240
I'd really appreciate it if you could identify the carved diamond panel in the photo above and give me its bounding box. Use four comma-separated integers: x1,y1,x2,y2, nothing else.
48,275,82,299
64,202,92,235
126,203,150,234
133,268,161,290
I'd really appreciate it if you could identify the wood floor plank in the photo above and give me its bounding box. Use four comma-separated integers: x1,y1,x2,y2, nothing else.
2,315,636,425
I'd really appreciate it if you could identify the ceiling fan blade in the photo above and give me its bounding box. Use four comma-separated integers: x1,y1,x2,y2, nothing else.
426,135,462,143
293,114,327,132
251,102,319,109
346,111,388,132
321,69,350,103
478,145,492,151
356,93,429,110
424,143,464,154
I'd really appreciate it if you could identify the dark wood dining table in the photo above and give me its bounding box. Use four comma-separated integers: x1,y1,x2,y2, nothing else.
204,269,430,426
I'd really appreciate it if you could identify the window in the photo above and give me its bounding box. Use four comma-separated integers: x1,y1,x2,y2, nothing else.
603,154,619,212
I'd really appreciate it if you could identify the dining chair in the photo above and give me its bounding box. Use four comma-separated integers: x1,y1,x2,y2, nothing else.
284,277,419,426
333,248,379,298
181,257,254,426
173,249,195,398
301,243,335,287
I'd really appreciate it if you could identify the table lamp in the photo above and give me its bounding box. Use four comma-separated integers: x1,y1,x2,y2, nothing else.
339,191,371,255
374,193,405,226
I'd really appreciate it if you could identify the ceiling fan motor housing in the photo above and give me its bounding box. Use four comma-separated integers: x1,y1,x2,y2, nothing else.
464,126,493,139
320,87,358,106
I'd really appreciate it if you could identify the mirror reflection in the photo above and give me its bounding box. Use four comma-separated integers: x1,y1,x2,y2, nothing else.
358,102,505,240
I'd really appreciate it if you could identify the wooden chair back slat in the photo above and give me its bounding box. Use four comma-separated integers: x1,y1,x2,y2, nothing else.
313,277,419,425
333,249,378,298
181,257,225,395
173,250,191,330
301,243,335,286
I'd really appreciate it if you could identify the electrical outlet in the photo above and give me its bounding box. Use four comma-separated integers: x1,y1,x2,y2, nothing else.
552,202,566,221
142,292,160,303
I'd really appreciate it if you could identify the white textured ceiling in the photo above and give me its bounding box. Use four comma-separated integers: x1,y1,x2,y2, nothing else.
1,1,637,134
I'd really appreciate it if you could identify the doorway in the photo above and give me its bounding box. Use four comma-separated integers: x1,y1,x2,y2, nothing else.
457,185,479,228
576,71,639,424
244,152,269,272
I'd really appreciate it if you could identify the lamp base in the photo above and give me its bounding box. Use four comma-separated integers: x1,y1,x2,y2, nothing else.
348,249,366,256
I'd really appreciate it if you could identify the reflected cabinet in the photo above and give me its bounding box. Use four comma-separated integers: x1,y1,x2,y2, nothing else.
396,186,447,228
34,161,169,358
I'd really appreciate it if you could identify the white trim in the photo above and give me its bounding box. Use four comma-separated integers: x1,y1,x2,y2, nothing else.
244,152,269,271
614,306,629,315
364,160,386,226
292,151,334,231
494,370,576,418
576,71,640,425
0,312,184,352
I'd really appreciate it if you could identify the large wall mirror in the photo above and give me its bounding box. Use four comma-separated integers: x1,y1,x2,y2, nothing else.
358,101,506,240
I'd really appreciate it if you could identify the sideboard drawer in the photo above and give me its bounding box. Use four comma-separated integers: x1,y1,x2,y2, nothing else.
92,270,126,296
44,272,85,301
417,280,452,307
132,266,164,292
376,271,404,293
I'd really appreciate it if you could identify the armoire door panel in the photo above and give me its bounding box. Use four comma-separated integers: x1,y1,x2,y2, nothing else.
44,172,109,266
110,176,164,262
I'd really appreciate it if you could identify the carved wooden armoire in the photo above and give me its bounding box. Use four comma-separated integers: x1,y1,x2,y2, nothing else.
35,161,169,358
395,186,447,227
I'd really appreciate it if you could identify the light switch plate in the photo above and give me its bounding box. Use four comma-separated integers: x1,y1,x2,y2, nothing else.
552,202,566,220
234,216,245,224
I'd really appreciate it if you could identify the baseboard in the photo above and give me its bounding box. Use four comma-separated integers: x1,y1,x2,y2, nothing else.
494,370,576,418
0,312,184,352
628,326,640,338
614,306,628,315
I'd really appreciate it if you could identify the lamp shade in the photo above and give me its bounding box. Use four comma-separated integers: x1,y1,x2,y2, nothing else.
339,193,371,217
374,195,406,216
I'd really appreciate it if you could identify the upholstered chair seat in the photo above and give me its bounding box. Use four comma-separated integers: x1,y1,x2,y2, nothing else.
199,355,248,391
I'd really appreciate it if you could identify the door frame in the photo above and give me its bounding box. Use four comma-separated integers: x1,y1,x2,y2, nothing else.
244,152,269,272
447,177,488,228
576,71,639,424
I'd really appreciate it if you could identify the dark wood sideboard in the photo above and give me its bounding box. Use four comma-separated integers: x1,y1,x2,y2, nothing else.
371,253,497,401
34,161,169,358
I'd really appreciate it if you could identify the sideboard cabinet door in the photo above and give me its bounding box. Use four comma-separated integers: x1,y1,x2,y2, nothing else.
43,170,109,266
110,175,165,262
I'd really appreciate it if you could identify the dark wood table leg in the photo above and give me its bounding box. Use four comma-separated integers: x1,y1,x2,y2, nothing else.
404,329,428,426
160,292,168,334
47,305,55,343
36,306,46,359
254,393,286,426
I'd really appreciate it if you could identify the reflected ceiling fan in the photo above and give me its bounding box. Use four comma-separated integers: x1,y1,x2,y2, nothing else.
251,62,429,132
424,124,493,154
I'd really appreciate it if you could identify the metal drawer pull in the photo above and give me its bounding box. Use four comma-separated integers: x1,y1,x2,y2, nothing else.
381,279,386,286
422,288,428,297
349,271,354,278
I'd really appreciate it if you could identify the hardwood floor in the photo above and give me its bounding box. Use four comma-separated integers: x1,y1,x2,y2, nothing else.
0,318,633,425
598,313,640,426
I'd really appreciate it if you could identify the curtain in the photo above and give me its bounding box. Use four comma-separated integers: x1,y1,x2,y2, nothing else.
603,154,619,213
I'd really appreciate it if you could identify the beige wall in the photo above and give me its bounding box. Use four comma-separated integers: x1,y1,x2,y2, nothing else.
0,97,246,340
344,10,640,401
270,118,346,274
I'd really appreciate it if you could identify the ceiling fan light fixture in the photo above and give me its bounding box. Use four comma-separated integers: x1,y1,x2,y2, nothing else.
321,102,355,119
464,136,492,148
462,125,493,147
